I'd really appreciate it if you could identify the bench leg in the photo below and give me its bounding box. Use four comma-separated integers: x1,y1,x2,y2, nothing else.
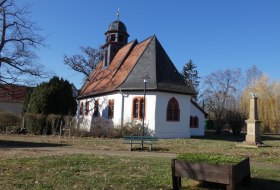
149,144,152,151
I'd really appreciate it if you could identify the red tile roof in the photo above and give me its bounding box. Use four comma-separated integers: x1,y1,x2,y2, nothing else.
79,37,153,98
78,35,194,98
0,84,29,103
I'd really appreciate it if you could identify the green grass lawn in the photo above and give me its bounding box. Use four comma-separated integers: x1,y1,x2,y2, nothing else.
0,154,172,190
0,133,280,189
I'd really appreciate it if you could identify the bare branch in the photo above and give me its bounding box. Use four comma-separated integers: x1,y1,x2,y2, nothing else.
0,0,47,84
64,46,103,80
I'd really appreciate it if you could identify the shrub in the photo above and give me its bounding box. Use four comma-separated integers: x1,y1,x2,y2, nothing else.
0,111,21,133
24,113,46,135
119,121,153,136
89,117,113,138
63,115,77,137
225,110,246,135
46,114,62,135
79,119,153,138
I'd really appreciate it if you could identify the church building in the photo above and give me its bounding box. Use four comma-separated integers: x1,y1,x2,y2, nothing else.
77,18,206,138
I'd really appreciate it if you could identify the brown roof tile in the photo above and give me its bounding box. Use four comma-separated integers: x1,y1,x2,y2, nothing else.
79,37,152,98
0,84,29,103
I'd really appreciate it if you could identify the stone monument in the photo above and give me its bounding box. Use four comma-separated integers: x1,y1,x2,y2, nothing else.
245,93,262,145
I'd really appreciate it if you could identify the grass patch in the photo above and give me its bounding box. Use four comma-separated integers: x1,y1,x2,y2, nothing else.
177,153,244,165
0,154,174,190
1,133,280,189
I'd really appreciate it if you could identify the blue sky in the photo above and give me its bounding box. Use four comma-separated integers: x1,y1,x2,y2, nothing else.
25,0,280,89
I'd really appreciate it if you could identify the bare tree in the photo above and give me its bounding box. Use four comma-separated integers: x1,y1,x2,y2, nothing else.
64,46,103,80
0,0,46,84
244,65,263,88
202,69,242,133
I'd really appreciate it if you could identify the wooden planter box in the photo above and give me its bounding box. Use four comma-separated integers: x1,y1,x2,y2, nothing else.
171,157,251,190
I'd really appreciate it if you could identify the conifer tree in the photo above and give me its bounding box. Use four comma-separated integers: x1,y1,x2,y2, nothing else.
27,77,77,115
181,60,200,95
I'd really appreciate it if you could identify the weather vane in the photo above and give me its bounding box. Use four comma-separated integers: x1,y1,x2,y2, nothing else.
116,8,120,21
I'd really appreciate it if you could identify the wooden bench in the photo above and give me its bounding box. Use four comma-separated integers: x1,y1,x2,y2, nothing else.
123,136,158,151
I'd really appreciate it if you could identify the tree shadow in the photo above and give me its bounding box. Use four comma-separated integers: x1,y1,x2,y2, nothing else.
0,140,67,149
192,177,280,190
193,131,245,142
261,134,280,141
193,131,280,143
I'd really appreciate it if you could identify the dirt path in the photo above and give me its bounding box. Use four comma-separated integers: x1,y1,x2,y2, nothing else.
0,146,177,160
2,146,280,171
1,135,280,171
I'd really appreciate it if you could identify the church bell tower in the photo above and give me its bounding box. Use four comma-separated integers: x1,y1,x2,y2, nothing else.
102,13,129,67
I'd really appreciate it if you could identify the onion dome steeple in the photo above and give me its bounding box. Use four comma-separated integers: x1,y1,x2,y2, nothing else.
102,11,129,68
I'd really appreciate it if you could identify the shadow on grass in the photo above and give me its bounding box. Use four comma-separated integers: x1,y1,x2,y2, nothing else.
193,131,246,142
190,177,280,190
193,130,280,143
249,178,280,190
0,140,67,149
261,134,280,141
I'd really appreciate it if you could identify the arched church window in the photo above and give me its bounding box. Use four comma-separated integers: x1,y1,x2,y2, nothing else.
80,102,83,115
93,100,99,117
108,99,114,119
85,101,89,116
166,97,180,121
132,97,144,119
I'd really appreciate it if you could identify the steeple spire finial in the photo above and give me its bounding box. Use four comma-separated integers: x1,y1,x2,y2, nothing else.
116,8,120,21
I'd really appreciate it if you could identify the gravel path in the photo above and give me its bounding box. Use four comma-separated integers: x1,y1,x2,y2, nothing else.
0,146,177,160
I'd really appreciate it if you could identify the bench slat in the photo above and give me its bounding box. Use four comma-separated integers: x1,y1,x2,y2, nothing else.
123,136,158,151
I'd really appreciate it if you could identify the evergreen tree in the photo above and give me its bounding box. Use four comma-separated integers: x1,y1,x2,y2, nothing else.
27,77,77,115
181,60,200,93
22,88,34,113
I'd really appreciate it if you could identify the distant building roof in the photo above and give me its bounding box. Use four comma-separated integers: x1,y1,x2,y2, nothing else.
78,36,194,99
0,84,30,103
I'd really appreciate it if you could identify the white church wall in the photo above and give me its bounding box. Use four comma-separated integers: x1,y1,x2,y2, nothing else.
154,92,191,138
77,91,157,134
190,103,205,136
77,93,123,131
121,91,156,133
77,91,203,139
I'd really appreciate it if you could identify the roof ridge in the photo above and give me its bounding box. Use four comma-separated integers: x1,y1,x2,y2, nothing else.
137,35,156,44
152,36,158,90
117,36,154,90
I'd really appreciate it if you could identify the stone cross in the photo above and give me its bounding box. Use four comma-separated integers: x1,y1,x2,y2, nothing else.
245,93,262,144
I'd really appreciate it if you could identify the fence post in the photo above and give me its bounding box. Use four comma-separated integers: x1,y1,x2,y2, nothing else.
59,120,62,138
